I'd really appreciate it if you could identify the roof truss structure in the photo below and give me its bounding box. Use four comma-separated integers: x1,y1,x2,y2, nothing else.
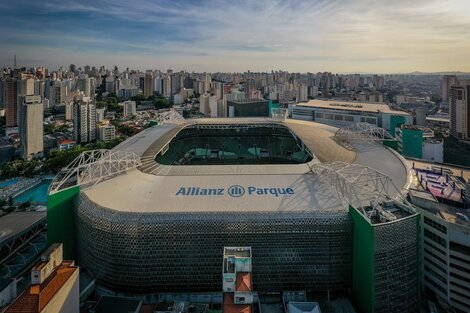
334,122,395,143
311,161,409,212
49,149,142,194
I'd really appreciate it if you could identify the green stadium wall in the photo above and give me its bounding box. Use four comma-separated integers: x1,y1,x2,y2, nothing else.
350,205,375,313
383,139,398,150
47,186,80,259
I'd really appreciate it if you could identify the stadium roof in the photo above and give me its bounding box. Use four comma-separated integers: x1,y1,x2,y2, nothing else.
295,99,410,115
76,118,409,214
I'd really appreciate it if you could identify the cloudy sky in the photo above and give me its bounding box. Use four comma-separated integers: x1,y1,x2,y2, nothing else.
1,0,469,73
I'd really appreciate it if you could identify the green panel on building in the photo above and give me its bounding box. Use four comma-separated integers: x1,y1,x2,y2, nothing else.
402,127,423,159
47,186,80,259
268,101,279,117
383,139,398,150
389,115,407,136
349,205,375,313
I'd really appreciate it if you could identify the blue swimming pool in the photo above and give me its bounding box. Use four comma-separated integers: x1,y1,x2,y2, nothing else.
0,179,18,188
14,179,52,204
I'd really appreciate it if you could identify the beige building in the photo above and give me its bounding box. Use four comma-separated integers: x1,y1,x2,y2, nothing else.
20,95,44,159
199,93,210,116
5,243,79,313
450,80,470,141
98,123,116,142
144,73,154,98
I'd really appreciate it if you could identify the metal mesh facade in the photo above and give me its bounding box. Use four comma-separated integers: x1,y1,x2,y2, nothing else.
75,193,353,293
373,216,419,313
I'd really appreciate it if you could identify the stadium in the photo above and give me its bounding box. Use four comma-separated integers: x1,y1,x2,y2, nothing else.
47,116,419,313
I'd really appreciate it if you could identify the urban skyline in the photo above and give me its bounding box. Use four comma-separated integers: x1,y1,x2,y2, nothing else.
1,0,470,72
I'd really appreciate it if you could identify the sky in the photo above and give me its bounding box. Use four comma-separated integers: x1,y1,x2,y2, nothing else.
1,0,470,73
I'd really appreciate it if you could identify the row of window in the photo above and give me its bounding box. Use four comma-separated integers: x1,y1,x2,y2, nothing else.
424,216,447,234
424,229,447,248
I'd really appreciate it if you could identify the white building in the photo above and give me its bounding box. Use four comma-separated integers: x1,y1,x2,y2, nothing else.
73,99,96,143
450,80,470,141
209,95,218,118
290,99,412,135
199,93,210,116
96,108,105,122
409,180,470,313
423,139,444,163
122,100,136,117
98,124,116,142
20,95,44,159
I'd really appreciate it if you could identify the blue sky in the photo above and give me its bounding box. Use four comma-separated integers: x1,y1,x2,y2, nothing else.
1,0,470,72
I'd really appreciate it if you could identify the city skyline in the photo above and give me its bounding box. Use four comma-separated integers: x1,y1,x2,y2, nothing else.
1,0,470,73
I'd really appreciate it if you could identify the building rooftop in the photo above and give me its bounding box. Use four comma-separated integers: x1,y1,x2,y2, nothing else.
5,261,78,313
415,168,466,204
235,273,251,292
0,211,46,246
60,118,407,215
224,247,251,258
94,296,142,313
223,294,251,313
295,99,409,115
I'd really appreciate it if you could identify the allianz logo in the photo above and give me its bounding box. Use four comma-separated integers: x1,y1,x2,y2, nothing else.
175,185,294,198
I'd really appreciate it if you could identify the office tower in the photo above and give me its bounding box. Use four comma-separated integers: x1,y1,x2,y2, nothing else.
5,79,18,127
442,75,458,103
449,80,470,141
73,98,96,143
19,95,44,159
144,73,154,98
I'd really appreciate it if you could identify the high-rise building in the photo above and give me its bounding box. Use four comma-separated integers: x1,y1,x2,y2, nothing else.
442,75,458,103
73,98,96,143
449,80,470,141
144,73,154,98
47,80,67,107
4,79,18,127
123,100,137,117
96,108,105,122
163,76,171,97
19,95,44,159
199,93,210,116
409,167,470,313
76,76,91,98
204,73,211,94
